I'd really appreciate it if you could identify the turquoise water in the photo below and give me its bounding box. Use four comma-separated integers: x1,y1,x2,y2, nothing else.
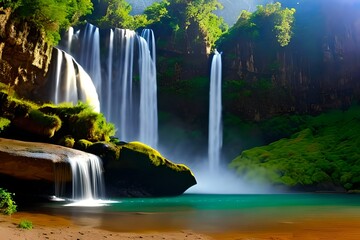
34,194,360,233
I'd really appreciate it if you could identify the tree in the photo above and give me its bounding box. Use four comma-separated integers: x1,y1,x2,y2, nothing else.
144,0,227,53
1,0,93,45
98,0,149,29
220,2,296,47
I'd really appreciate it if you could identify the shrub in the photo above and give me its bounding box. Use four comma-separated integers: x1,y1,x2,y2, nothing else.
0,188,17,215
18,220,33,229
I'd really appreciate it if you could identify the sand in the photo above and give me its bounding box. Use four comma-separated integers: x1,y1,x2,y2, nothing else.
2,211,360,240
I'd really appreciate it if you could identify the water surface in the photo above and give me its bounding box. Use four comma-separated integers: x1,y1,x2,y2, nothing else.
29,194,360,234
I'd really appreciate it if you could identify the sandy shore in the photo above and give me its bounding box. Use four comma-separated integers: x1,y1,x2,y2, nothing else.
2,210,360,240
0,212,212,240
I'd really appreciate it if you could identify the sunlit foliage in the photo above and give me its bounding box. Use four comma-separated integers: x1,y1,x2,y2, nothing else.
0,0,93,45
219,2,295,47
0,188,17,215
145,0,228,50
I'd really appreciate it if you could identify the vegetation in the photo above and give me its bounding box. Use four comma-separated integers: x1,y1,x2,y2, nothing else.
145,0,227,51
98,0,146,29
0,188,17,215
218,2,296,47
230,106,360,191
1,0,93,45
18,220,33,229
0,90,115,143
123,141,192,173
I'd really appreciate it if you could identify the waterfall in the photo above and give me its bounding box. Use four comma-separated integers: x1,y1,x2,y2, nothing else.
54,23,158,147
208,50,223,172
68,154,105,200
54,152,105,203
77,24,102,96
139,30,158,148
47,48,100,112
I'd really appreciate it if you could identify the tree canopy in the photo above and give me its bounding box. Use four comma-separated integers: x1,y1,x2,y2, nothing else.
219,2,296,47
1,0,93,45
144,0,228,52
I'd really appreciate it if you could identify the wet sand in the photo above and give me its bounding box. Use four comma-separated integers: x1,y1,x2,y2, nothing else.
2,210,360,240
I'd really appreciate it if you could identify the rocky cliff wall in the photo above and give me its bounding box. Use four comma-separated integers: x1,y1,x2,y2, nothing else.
218,1,360,121
0,7,52,99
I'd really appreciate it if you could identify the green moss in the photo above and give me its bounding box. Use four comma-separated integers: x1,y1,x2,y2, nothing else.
58,135,75,148
39,102,116,142
123,141,193,174
28,109,62,130
230,106,360,190
74,139,94,151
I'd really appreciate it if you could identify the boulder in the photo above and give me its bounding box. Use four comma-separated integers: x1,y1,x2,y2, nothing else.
0,138,73,182
88,141,197,197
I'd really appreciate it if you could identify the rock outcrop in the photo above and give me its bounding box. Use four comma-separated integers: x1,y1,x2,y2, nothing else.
0,6,52,99
0,138,197,198
0,138,84,182
88,141,197,197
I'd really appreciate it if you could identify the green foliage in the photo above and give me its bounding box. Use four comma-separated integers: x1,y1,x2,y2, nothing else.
18,220,33,229
218,2,295,47
98,0,148,29
147,0,227,50
0,89,116,142
40,102,116,142
0,188,17,215
144,0,170,24
69,108,116,142
0,117,11,132
28,109,62,130
229,106,360,191
2,0,93,45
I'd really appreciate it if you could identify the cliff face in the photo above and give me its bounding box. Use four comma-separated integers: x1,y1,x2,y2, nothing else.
0,7,52,99
218,1,360,121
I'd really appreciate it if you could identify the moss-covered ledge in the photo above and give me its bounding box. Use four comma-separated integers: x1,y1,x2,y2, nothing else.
86,141,197,197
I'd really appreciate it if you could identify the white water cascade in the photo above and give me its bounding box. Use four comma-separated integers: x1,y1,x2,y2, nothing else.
68,154,105,200
208,50,223,172
47,48,100,112
57,23,158,147
139,29,158,148
53,150,106,204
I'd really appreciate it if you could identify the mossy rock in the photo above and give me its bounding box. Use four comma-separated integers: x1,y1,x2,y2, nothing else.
101,141,196,197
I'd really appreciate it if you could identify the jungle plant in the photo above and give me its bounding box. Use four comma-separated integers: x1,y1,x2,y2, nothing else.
0,188,17,215
18,219,33,229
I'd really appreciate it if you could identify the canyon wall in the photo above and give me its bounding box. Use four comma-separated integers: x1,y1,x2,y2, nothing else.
218,0,360,121
0,7,52,99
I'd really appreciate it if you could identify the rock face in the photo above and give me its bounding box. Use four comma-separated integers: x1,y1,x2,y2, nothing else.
218,0,360,121
0,7,52,99
0,138,85,182
88,141,197,197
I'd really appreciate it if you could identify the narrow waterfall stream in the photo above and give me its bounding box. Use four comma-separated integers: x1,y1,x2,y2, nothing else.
208,50,223,172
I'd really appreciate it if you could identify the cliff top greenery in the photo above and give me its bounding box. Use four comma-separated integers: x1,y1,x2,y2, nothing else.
0,0,93,44
218,2,296,47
